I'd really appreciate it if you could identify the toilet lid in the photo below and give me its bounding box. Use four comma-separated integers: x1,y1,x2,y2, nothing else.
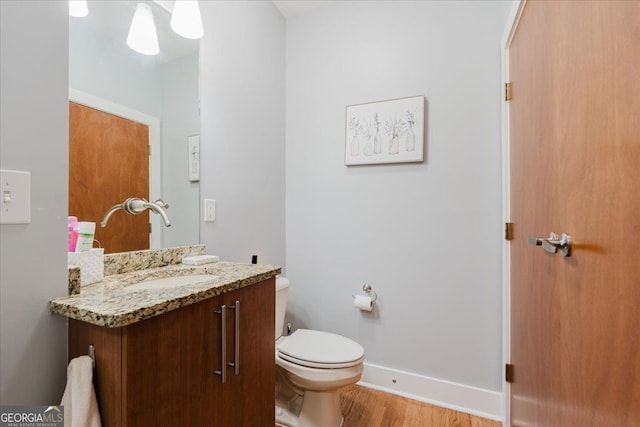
277,329,364,368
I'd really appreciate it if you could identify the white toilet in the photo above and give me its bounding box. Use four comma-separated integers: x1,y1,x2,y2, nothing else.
275,277,364,427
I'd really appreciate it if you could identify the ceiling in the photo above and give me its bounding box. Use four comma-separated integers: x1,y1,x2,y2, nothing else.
272,1,335,19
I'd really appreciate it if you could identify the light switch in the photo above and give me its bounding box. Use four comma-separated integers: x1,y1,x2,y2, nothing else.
1,169,31,224
204,198,216,222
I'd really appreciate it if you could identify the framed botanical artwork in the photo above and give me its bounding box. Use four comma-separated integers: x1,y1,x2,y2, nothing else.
188,134,200,182
345,95,425,166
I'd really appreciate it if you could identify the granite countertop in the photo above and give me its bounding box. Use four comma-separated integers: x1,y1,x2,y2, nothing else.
49,261,281,328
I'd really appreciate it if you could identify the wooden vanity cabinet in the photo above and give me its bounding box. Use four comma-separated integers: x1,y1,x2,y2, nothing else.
68,278,275,427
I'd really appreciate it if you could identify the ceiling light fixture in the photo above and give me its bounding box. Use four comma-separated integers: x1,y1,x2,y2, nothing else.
170,0,204,40
69,0,88,18
127,3,160,56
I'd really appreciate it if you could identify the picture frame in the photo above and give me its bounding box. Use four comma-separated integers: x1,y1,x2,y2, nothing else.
345,95,425,166
188,134,200,182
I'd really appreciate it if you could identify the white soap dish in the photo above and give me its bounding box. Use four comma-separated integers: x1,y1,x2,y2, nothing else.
182,255,220,266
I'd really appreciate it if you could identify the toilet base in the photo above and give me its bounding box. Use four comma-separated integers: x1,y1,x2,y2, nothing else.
299,389,343,427
275,403,300,427
275,389,344,427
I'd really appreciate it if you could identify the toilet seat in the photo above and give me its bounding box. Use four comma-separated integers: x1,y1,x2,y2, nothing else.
277,329,364,369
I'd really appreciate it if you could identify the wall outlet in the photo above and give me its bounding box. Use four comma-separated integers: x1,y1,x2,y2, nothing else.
204,199,216,222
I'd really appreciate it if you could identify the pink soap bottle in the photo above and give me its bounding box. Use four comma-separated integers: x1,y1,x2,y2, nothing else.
68,216,78,252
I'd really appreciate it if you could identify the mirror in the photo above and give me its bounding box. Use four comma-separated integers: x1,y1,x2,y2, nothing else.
69,0,200,252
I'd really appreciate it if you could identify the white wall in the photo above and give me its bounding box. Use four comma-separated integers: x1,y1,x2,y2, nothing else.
286,0,510,392
199,1,286,267
0,0,69,404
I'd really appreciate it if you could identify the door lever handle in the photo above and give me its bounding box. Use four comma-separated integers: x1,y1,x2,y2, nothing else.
527,237,544,246
528,232,560,253
528,232,572,257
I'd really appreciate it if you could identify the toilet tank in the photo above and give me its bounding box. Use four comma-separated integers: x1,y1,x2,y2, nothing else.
275,276,290,340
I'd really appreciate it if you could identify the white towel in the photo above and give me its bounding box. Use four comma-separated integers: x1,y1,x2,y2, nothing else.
61,355,102,427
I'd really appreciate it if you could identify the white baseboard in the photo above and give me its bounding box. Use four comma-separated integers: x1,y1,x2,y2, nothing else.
357,362,504,423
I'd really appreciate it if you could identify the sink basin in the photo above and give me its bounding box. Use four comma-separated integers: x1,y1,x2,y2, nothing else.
127,274,218,291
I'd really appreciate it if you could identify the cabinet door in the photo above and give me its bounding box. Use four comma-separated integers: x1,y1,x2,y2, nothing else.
182,295,225,426
123,295,223,426
223,278,275,426
68,320,124,427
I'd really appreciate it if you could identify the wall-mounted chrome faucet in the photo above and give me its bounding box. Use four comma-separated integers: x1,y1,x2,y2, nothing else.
101,198,171,227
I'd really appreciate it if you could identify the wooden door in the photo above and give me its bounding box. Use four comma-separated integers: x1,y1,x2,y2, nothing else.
69,102,149,254
223,279,275,426
509,1,640,426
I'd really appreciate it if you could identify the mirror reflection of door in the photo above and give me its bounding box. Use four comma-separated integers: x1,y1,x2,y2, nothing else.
69,102,150,253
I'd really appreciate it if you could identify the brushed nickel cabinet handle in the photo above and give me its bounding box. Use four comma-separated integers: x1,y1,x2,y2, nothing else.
227,300,240,375
214,305,227,383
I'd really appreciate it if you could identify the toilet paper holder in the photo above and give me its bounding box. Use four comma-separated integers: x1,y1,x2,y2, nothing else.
352,283,378,303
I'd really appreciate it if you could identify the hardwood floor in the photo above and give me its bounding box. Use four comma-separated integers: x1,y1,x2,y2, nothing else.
339,385,502,427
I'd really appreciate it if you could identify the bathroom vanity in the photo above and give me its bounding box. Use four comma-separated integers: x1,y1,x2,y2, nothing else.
50,246,280,427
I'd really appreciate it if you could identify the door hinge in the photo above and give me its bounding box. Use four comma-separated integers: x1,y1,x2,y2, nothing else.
505,222,514,241
504,82,512,101
148,144,152,156
505,363,515,383
149,222,152,234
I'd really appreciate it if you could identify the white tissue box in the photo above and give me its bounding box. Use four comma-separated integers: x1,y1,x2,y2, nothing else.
68,248,104,285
